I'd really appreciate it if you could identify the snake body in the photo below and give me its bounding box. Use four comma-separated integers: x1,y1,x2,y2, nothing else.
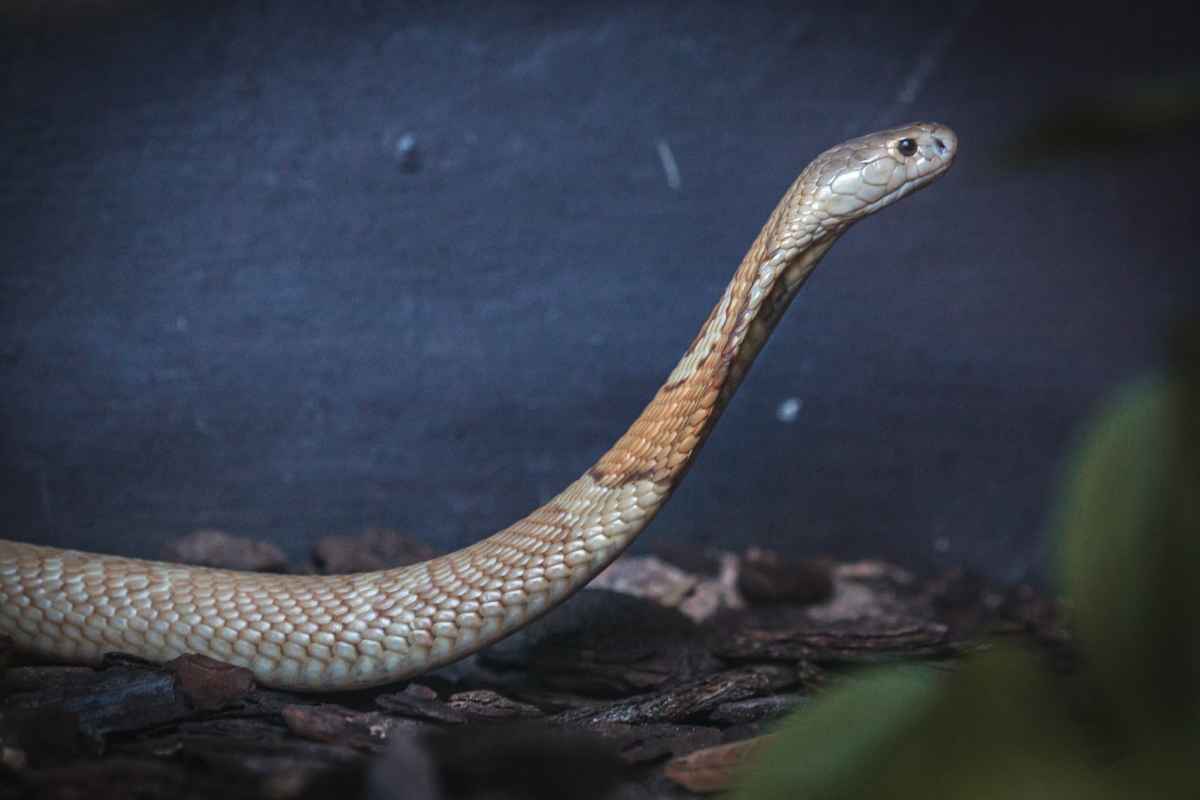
0,124,956,689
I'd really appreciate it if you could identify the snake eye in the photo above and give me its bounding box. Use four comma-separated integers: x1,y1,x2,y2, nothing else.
897,138,918,157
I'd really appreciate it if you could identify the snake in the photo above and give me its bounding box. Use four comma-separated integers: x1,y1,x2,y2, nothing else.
0,123,957,690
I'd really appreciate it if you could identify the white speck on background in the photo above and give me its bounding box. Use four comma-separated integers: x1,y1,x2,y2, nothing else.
776,397,802,423
656,139,681,191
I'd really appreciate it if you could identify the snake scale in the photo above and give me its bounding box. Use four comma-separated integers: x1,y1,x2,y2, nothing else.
1,123,957,690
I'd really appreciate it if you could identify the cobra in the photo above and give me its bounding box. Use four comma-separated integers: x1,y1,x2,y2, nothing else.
1,123,957,690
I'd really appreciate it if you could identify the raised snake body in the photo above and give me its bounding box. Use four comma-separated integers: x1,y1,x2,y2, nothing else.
1,123,957,689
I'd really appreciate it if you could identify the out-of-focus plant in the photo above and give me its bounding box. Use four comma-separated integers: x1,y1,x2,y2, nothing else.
734,321,1199,799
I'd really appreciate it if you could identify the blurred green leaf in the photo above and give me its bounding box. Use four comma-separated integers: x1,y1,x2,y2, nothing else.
1055,370,1200,742
730,664,942,800
734,649,1112,800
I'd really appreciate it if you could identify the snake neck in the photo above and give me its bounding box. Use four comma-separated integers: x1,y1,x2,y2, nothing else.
588,217,839,492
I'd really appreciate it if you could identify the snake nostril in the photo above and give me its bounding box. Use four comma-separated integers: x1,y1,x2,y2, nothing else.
933,137,947,155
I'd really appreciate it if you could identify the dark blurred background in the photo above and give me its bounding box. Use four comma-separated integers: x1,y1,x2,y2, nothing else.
1,1,1195,583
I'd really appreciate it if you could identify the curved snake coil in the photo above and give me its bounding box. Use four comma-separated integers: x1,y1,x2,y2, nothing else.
1,123,957,690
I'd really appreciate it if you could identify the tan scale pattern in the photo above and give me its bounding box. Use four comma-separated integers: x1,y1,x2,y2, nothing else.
0,123,956,690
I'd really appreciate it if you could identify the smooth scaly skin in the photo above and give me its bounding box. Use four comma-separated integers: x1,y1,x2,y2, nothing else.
0,123,957,690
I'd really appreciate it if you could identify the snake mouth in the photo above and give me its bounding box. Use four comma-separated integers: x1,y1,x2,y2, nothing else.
925,124,958,177
929,125,957,162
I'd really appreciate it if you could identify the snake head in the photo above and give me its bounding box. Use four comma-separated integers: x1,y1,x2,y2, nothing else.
781,122,957,245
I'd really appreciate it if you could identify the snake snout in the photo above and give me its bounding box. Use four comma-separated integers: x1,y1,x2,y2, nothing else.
928,125,957,162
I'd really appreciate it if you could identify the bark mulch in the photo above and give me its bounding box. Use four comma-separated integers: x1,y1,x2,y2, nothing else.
0,529,1063,799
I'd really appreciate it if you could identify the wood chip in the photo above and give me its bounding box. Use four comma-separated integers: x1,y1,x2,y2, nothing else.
591,555,700,607
717,617,955,664
664,734,776,794
3,663,188,740
557,665,794,726
446,689,543,721
707,693,807,725
375,686,467,724
592,553,745,623
174,724,365,781
281,704,432,753
167,653,256,711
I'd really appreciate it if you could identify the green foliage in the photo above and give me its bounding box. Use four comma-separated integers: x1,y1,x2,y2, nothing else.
1056,376,1200,741
734,325,1200,798
734,652,1113,800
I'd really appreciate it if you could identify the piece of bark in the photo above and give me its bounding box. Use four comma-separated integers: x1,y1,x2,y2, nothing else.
400,683,438,701
175,726,366,780
591,555,699,608
3,664,189,740
716,617,955,664
168,654,256,711
557,665,794,726
281,704,434,753
738,548,834,606
310,528,438,574
663,734,776,794
162,529,289,572
480,589,719,696
707,693,808,725
109,717,287,763
177,716,292,739
445,689,543,721
375,685,467,724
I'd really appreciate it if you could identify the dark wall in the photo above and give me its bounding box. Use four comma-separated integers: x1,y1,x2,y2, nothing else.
2,1,1195,581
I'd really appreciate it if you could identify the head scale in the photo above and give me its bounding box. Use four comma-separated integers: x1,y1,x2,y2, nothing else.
777,122,957,246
